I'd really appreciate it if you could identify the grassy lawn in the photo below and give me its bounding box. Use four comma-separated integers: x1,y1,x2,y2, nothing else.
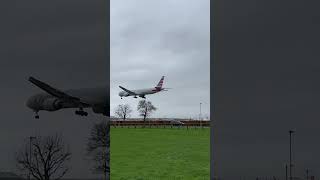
110,127,210,180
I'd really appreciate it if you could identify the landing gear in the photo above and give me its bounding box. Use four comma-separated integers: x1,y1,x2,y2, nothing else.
34,111,39,119
75,107,88,116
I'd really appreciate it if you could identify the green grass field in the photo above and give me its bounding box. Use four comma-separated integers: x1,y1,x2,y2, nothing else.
110,127,210,180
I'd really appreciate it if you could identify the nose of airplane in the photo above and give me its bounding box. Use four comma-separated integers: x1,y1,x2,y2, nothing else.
26,95,39,111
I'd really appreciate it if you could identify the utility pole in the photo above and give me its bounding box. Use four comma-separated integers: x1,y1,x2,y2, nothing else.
289,130,295,180
28,136,36,180
306,169,309,180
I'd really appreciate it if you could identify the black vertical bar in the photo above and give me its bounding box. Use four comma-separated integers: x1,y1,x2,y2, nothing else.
290,132,292,180
286,164,288,180
289,130,294,180
29,137,31,180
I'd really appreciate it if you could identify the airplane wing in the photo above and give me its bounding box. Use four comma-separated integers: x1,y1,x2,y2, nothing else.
119,86,137,95
28,76,89,105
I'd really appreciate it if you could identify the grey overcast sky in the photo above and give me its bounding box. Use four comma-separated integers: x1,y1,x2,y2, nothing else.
215,0,320,179
0,1,107,178
110,0,210,119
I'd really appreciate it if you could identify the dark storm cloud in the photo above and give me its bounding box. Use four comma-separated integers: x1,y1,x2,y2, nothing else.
0,0,107,178
111,0,210,119
215,0,320,179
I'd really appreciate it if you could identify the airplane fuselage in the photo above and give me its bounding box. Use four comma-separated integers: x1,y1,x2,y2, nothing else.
118,76,168,99
118,88,161,98
27,87,108,115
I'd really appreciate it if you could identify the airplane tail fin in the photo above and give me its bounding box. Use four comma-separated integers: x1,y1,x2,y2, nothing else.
155,76,165,89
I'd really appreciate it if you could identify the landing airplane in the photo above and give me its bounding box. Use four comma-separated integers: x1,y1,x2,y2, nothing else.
118,76,170,99
26,77,108,119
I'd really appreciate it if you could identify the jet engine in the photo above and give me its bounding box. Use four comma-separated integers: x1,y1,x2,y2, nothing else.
41,98,63,111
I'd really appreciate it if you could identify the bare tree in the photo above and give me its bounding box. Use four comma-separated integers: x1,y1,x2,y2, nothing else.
114,104,132,121
16,134,71,180
87,119,109,180
137,100,157,126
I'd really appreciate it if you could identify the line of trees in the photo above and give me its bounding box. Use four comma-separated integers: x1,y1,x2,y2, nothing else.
114,100,157,123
